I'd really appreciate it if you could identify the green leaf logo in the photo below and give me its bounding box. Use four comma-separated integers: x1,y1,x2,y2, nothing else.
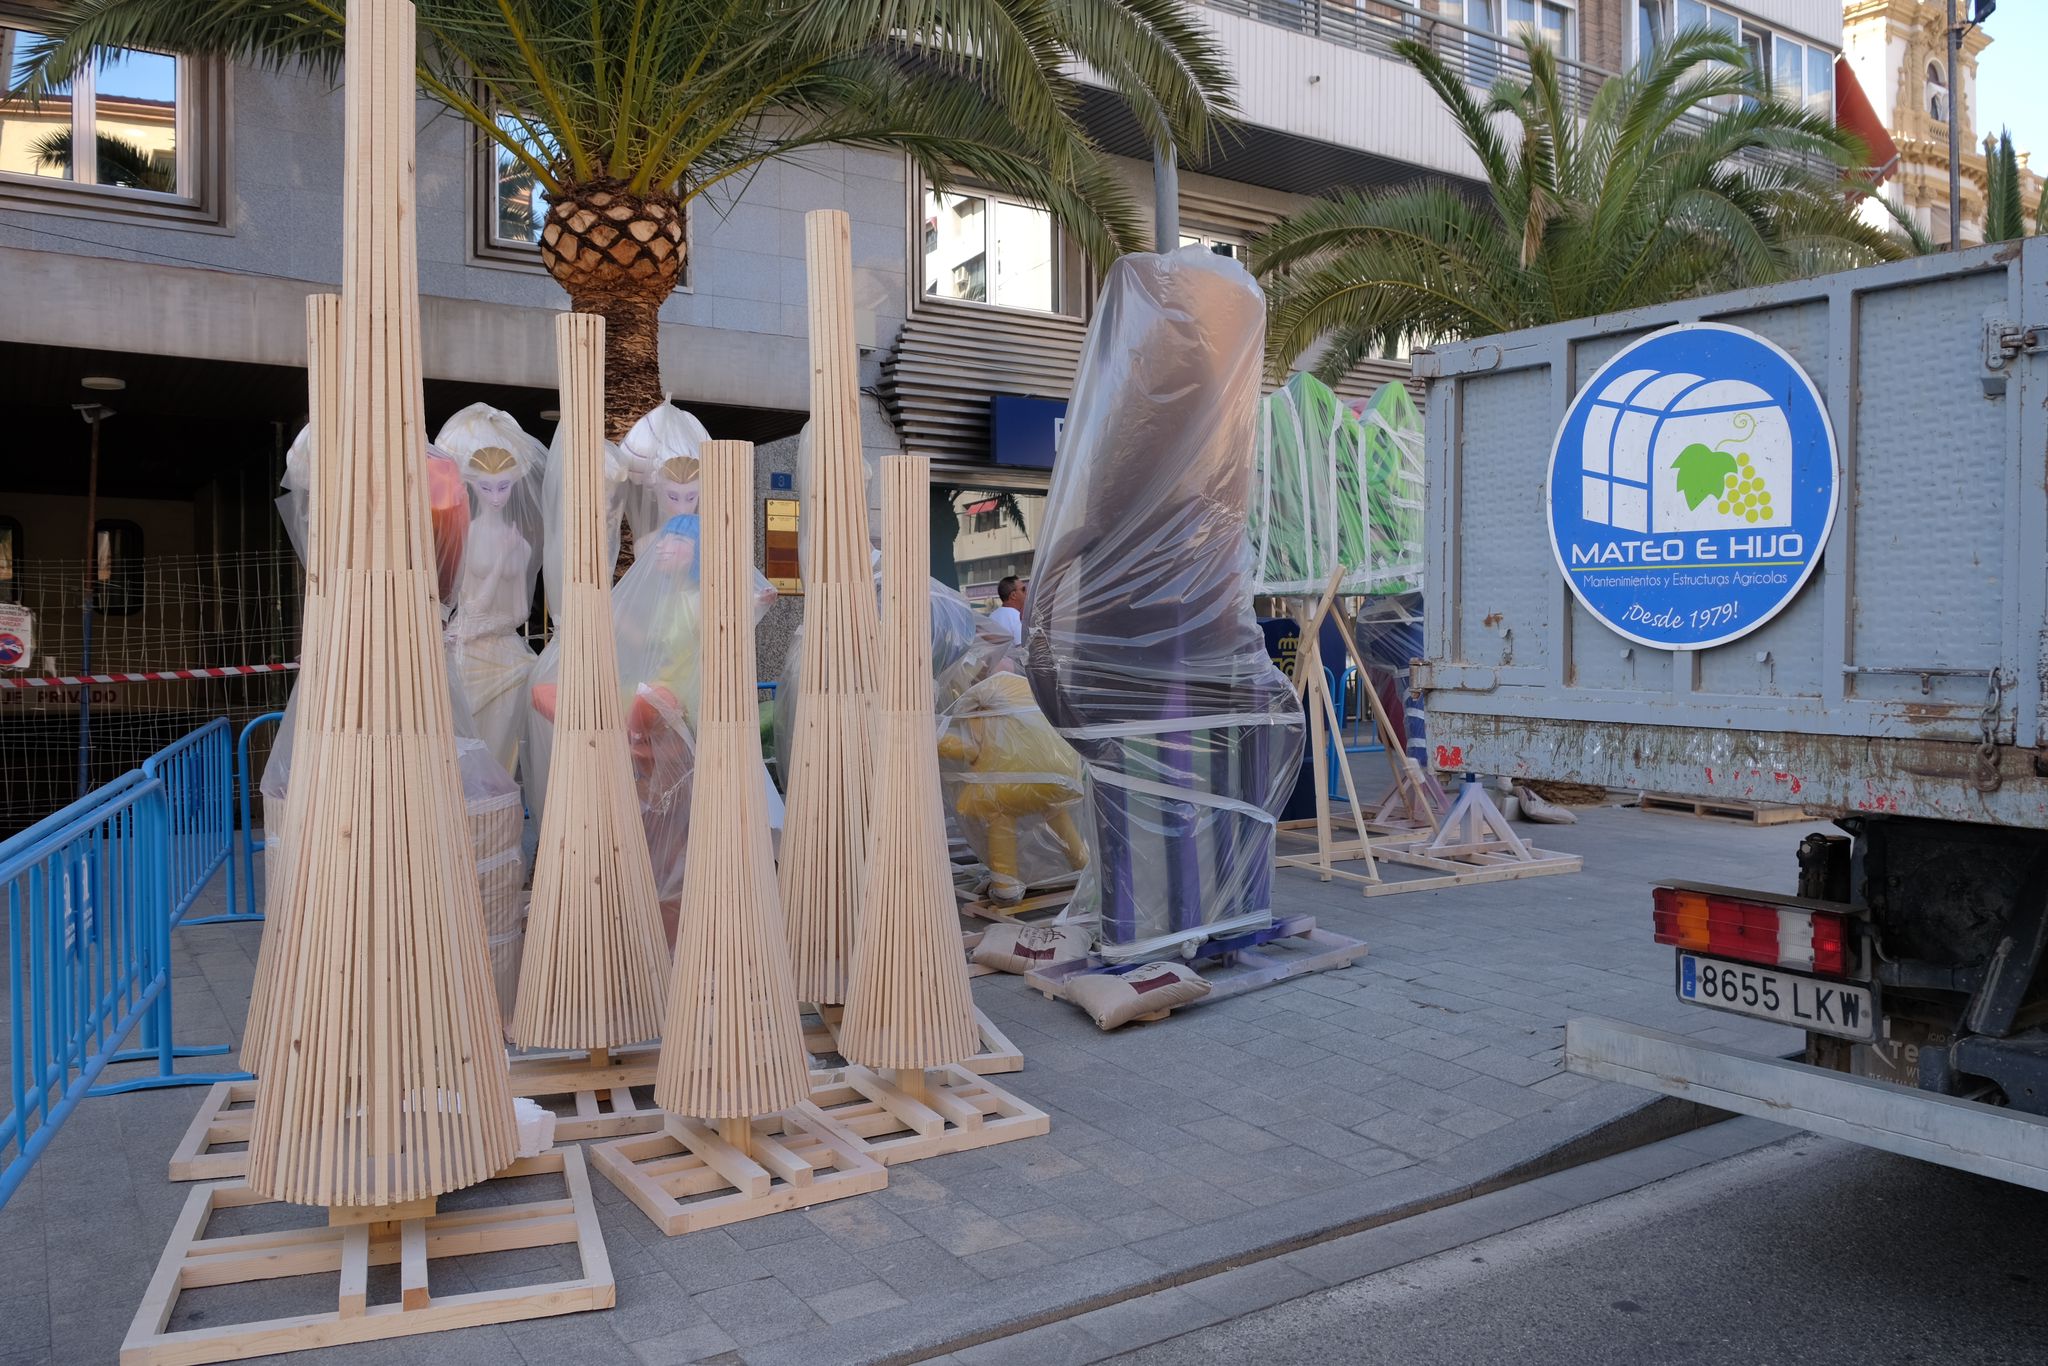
1672,443,1738,512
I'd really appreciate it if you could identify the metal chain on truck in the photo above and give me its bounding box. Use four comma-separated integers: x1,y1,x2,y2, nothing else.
1976,669,2008,793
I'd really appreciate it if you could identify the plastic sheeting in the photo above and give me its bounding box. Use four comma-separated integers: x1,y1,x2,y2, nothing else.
620,400,715,550
1353,592,1426,760
770,563,977,783
278,427,470,604
1024,247,1305,959
437,404,547,777
526,503,782,905
540,416,628,612
1250,373,1426,598
937,673,1088,904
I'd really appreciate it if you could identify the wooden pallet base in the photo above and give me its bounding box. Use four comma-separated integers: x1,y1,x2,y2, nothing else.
1023,915,1368,1021
809,1064,1048,1164
588,1106,887,1236
167,1081,257,1182
1638,792,1810,825
956,881,1076,927
174,1050,668,1181
803,1003,1023,1078
122,1149,613,1365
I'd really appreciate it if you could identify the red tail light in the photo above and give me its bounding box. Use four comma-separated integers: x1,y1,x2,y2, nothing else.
1654,886,1853,978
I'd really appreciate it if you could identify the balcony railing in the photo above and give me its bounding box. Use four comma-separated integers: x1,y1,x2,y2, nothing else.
1206,0,1617,120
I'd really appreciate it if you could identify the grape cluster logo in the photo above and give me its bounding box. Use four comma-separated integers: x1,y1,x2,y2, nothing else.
1547,323,1838,651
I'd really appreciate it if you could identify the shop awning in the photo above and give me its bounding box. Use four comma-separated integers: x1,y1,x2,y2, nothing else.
1836,56,1899,186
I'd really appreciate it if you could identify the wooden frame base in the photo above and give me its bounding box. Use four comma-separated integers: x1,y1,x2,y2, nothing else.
587,1106,886,1236
174,1050,667,1181
803,1003,1023,1077
123,1149,613,1365
168,1081,257,1182
1023,915,1368,1020
808,1064,1048,1165
957,880,1077,927
1638,792,1809,825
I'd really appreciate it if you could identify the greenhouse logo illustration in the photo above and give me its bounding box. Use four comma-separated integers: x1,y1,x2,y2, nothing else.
1577,370,1791,535
1546,323,1838,652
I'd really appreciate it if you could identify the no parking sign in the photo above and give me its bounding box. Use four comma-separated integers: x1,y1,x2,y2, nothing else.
0,603,31,670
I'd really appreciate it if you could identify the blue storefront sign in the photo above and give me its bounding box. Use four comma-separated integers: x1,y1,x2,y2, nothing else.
989,393,1067,470
1545,323,1839,651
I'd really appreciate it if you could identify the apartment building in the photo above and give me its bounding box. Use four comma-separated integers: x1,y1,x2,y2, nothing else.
0,0,1850,636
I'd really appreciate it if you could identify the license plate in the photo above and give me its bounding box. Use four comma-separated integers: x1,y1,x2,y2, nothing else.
1677,953,1877,1042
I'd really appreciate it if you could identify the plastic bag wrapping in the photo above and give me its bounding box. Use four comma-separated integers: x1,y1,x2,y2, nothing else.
1249,372,1366,596
461,736,529,1022
1023,247,1305,959
526,513,781,903
541,421,627,611
771,567,977,781
937,616,1022,716
618,400,713,547
276,427,470,604
937,673,1089,904
1352,381,1426,593
790,422,882,582
1353,592,1426,759
437,404,548,776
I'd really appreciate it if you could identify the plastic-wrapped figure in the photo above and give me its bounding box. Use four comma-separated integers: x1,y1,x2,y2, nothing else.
621,400,714,551
771,566,977,786
528,416,781,927
1025,247,1304,959
278,425,469,604
937,673,1088,903
437,404,546,777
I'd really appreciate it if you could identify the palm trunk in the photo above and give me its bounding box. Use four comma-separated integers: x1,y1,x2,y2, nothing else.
568,284,667,443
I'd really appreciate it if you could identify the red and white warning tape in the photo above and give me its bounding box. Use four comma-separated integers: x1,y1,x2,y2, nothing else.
0,663,300,689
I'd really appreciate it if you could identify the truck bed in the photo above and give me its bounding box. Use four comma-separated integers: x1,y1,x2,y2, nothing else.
1413,241,2047,828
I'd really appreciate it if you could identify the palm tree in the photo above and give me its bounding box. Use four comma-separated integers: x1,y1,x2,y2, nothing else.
1254,29,1905,382
29,127,176,191
16,1,1231,437
1983,128,2025,243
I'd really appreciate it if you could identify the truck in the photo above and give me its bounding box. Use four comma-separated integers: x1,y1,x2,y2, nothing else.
1412,237,2048,1188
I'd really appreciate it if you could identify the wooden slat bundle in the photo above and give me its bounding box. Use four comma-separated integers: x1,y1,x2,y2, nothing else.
510,313,669,1050
242,291,341,1073
779,209,882,1006
245,0,515,1210
655,440,812,1122
838,455,980,1069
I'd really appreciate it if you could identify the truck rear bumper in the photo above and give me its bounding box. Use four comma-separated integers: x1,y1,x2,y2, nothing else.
1566,1017,2048,1190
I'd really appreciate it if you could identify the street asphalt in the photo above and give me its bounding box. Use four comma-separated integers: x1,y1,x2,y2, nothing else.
1111,1136,2048,1366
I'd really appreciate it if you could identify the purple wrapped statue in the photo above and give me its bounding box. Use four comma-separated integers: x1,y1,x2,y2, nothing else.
1025,247,1305,961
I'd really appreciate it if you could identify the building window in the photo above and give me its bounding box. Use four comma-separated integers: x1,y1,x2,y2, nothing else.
921,187,1059,314
1502,0,1574,58
1636,2,1832,115
1806,47,1833,119
489,112,550,248
92,520,143,616
1179,230,1247,263
0,21,218,220
1926,62,1947,123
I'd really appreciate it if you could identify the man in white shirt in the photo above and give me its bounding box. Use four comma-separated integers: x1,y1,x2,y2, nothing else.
988,575,1026,645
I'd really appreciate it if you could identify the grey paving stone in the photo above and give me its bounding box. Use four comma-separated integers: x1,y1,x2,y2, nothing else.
801,1196,920,1250
862,1234,989,1298
605,1271,712,1344
954,1320,1106,1366
749,1235,877,1298
904,1202,1029,1257
804,1279,906,1325
1354,1111,1467,1159
1069,1286,1226,1354
1176,1256,1326,1318
963,1238,1061,1278
692,1277,823,1347
630,1321,741,1365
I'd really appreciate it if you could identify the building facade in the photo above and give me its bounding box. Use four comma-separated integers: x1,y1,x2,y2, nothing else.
1843,0,2040,248
0,0,1850,814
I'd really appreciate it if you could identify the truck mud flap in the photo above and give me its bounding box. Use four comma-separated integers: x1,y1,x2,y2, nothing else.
1566,1017,2048,1191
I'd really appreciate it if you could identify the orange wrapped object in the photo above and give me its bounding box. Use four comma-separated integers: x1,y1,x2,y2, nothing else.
428,443,471,604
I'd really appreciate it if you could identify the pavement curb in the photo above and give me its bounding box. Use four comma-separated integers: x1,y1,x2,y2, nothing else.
732,1082,1734,1366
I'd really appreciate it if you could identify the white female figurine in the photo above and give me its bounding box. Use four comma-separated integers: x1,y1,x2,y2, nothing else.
437,403,547,778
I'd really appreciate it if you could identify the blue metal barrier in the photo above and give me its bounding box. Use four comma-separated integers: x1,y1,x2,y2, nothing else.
143,718,236,927
0,773,244,1207
211,711,284,926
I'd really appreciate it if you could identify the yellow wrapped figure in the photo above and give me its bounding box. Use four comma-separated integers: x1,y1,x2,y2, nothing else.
937,672,1089,904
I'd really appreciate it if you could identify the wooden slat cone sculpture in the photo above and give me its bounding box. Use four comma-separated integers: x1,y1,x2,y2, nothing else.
590,441,886,1234
241,291,340,1073
814,456,1049,1163
839,455,981,1068
779,210,881,1005
245,0,515,1209
511,313,670,1052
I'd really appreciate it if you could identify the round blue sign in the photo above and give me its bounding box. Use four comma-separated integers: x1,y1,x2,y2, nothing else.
1545,323,1839,651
